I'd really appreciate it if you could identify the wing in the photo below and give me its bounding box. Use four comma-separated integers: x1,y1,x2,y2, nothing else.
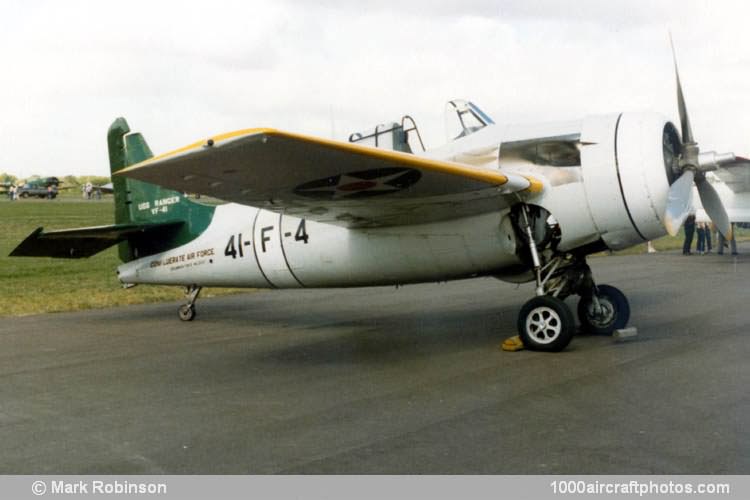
118,128,543,227
712,156,750,193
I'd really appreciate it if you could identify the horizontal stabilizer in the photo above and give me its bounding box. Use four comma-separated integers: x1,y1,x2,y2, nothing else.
10,222,183,259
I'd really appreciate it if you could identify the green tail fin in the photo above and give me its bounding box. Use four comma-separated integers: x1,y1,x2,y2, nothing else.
107,118,215,262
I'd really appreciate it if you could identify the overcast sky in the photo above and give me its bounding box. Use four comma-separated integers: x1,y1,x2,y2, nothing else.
2,0,749,178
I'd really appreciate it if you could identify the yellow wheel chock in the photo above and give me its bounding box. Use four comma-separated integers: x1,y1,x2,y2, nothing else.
501,335,525,352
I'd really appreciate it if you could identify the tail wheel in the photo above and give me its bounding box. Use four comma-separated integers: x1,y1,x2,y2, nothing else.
518,296,575,352
179,304,196,322
577,284,630,335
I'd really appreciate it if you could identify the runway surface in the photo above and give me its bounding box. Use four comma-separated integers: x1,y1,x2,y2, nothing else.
1,246,748,474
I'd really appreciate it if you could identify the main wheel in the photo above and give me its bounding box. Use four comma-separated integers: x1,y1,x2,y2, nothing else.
179,304,196,322
517,296,575,352
577,284,630,335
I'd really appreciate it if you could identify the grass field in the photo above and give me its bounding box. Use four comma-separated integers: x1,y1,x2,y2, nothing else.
1,197,245,317
1,197,747,317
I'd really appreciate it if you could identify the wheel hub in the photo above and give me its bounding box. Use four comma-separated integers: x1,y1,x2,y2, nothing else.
586,297,615,328
525,306,562,344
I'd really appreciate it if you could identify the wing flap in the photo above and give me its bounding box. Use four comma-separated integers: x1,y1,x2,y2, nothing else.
117,129,543,227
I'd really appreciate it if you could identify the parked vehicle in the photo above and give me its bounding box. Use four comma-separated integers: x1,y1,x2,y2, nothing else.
18,178,59,199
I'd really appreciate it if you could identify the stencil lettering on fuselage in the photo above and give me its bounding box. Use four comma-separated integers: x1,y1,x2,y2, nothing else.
252,210,304,288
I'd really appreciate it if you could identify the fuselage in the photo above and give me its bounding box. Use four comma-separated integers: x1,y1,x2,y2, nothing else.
117,204,522,288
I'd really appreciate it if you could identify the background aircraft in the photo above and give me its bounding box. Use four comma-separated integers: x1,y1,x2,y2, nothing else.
11,49,749,352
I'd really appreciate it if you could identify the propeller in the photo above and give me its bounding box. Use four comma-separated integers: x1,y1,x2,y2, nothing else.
663,35,734,239
663,169,694,236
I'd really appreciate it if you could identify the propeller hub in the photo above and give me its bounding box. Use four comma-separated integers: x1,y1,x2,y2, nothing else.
680,143,700,166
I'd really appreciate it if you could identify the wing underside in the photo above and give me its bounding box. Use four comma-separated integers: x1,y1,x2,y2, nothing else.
118,129,543,227
713,157,750,193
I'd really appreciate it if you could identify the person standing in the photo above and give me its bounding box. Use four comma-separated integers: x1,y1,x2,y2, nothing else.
696,222,706,254
705,222,713,253
718,223,738,256
683,214,696,255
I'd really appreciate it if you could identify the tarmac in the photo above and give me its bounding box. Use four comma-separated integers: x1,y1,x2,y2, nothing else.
1,245,748,474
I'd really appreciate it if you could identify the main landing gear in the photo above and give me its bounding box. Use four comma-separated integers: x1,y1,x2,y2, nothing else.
179,284,202,321
576,284,630,335
514,204,630,352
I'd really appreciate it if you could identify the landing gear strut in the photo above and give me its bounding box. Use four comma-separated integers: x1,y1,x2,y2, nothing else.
179,285,202,321
513,204,630,351
513,204,574,351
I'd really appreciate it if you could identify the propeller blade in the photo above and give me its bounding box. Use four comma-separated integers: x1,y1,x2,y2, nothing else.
669,34,694,144
696,177,732,239
663,169,695,236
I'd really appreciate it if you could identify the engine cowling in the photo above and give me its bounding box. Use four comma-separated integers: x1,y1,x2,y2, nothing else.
523,112,677,253
578,112,676,250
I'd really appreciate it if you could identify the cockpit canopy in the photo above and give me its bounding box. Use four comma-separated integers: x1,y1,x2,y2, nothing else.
445,99,495,141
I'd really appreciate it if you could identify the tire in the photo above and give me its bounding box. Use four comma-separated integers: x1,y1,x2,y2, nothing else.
179,304,196,322
20,192,29,198
517,296,575,352
577,284,630,335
